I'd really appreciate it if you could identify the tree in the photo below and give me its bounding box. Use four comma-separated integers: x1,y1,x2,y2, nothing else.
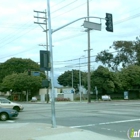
1,72,42,96
95,36,140,70
0,58,40,83
134,36,140,65
119,65,140,90
90,66,122,94
57,70,87,91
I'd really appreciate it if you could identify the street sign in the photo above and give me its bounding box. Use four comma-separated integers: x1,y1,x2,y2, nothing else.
31,71,40,76
83,21,101,31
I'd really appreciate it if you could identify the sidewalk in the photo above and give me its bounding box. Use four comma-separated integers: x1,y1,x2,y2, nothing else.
0,123,127,140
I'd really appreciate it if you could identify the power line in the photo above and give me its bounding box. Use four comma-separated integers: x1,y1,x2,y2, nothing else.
51,0,67,8
52,0,92,19
0,45,37,60
0,1,140,61
0,1,83,49
51,0,78,14
114,12,140,25
0,26,38,49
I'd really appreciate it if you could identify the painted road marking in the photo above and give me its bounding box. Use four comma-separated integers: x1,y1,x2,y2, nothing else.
6,120,15,123
70,118,140,128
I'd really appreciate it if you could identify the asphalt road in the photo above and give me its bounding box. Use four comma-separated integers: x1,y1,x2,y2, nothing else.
2,100,140,139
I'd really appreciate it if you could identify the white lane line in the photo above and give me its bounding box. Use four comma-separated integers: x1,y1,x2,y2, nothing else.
6,120,15,123
70,124,95,128
98,118,140,125
70,118,140,128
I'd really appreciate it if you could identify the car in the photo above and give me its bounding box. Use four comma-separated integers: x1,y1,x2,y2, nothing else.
0,97,24,112
0,107,18,121
31,97,37,102
101,95,111,101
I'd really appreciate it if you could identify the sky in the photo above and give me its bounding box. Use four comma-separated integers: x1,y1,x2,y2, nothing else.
0,0,140,84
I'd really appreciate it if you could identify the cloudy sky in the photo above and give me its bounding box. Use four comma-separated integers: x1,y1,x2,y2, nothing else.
0,0,140,78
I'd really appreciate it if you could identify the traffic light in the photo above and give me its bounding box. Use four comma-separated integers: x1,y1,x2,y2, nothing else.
105,13,113,32
40,50,51,71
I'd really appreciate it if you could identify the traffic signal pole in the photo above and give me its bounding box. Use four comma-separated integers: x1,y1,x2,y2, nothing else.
46,0,109,128
33,0,112,129
47,0,56,128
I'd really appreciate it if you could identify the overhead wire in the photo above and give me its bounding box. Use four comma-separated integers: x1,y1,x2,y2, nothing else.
0,1,87,51
0,1,140,61
52,0,92,19
0,25,38,49
51,0,78,14
0,0,84,60
51,0,67,8
0,45,37,60
114,12,140,25
0,0,98,48
0,0,79,48
0,7,139,60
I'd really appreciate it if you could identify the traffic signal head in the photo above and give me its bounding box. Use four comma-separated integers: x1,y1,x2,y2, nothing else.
105,13,113,32
40,50,51,71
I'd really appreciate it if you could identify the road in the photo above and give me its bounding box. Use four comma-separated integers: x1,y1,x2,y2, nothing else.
2,100,140,139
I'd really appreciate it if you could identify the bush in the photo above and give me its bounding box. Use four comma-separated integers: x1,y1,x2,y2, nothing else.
56,97,70,101
74,97,87,101
74,97,80,101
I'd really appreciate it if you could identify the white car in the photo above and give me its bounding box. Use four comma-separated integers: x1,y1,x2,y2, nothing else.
101,95,111,101
0,97,24,112
31,97,37,102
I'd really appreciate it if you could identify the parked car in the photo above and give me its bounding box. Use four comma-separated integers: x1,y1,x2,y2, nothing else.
102,95,111,101
0,97,24,112
0,107,18,121
31,97,37,102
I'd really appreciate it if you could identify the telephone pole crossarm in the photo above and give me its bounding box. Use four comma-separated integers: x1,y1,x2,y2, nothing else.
34,16,46,19
34,10,46,14
34,22,46,25
34,10,47,32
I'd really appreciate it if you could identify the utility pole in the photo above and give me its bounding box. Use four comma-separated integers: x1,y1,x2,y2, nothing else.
79,58,82,102
34,10,50,104
44,10,50,104
87,0,91,103
72,69,73,89
79,55,85,102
